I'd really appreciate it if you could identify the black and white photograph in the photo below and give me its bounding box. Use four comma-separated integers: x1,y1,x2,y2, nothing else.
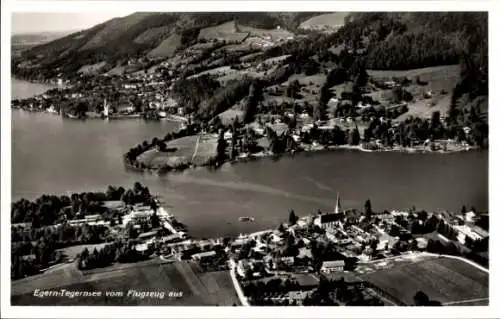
1,1,497,317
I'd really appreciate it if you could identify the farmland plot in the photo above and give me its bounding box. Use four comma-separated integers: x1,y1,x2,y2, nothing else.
361,256,488,306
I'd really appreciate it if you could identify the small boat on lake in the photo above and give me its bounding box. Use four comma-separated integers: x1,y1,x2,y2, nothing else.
239,216,255,222
158,111,168,118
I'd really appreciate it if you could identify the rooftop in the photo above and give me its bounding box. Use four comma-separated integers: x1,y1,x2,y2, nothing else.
471,226,489,238
138,230,158,239
318,213,344,224
192,250,217,259
102,200,126,210
322,260,345,268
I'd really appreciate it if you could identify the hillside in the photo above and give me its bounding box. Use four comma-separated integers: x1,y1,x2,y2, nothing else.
12,12,488,128
298,12,349,32
12,12,324,77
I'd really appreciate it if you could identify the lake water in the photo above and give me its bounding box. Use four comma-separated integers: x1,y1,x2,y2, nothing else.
11,80,489,238
11,78,59,100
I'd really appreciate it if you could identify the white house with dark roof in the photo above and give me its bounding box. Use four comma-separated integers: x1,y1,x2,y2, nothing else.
320,260,345,273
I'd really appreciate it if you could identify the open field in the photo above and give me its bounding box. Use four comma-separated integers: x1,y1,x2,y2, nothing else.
396,96,451,122
192,134,219,166
189,66,234,79
360,256,488,305
77,61,107,75
367,65,460,82
148,33,182,59
198,20,248,42
368,65,460,99
134,26,170,45
12,260,240,306
238,25,293,41
12,263,84,296
299,12,349,31
218,100,245,125
364,65,461,121
137,134,218,169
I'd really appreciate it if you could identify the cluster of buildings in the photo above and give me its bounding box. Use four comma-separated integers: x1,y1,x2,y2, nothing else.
228,192,488,305
437,210,489,245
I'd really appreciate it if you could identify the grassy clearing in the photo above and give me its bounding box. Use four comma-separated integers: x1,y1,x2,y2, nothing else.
367,65,460,82
298,12,349,30
218,97,246,125
397,95,451,122
134,26,170,45
137,135,198,168
238,25,293,41
368,65,460,99
12,260,240,306
189,66,234,79
192,134,219,166
137,134,218,169
106,65,125,76
360,256,488,305
77,61,107,75
364,65,461,121
198,21,248,42
148,33,182,59
12,263,83,296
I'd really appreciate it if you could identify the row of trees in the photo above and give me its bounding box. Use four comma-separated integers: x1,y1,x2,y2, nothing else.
303,277,383,306
12,223,112,245
77,241,149,270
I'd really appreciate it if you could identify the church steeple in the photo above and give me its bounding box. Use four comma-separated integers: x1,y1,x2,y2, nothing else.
103,98,109,118
335,192,341,214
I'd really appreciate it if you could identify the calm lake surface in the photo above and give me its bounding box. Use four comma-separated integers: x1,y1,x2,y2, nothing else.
11,78,59,100
11,80,489,238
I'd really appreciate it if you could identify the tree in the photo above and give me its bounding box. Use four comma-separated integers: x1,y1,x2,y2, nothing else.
125,222,138,239
313,102,327,122
75,101,89,118
364,199,373,219
355,66,369,87
349,127,361,145
278,223,286,233
243,81,263,124
133,182,143,195
288,209,298,225
216,131,227,162
370,240,378,253
286,80,301,99
413,291,430,306
150,211,160,229
158,142,167,152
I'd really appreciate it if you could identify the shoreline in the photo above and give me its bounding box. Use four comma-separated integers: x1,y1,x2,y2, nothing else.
124,140,481,175
12,108,189,123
